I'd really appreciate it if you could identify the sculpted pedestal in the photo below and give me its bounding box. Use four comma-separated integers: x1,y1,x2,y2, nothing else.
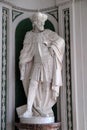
15,122,61,130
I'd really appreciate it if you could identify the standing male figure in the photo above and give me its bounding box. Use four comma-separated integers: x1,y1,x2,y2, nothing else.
19,12,65,118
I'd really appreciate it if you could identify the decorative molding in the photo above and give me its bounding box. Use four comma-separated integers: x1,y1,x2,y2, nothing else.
64,8,73,130
1,7,8,130
12,10,23,21
48,8,58,22
0,0,58,13
56,0,72,5
11,8,58,23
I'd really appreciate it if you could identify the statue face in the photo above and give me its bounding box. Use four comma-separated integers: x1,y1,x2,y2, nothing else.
33,21,45,31
32,12,47,32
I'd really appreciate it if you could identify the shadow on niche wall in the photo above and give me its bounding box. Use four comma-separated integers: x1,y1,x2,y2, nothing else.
15,18,57,128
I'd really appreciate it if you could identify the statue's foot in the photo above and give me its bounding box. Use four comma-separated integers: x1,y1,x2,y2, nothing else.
20,110,32,118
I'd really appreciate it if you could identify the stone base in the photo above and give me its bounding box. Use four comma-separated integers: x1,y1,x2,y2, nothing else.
20,116,54,124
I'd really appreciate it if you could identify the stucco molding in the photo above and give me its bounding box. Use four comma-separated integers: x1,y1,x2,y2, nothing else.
56,0,72,5
1,7,8,130
0,0,58,12
63,8,73,130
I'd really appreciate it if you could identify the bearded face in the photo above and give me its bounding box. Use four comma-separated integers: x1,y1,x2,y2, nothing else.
33,20,45,31
31,12,47,32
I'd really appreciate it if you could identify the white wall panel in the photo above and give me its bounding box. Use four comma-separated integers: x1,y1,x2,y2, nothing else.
72,1,87,130
80,1,87,130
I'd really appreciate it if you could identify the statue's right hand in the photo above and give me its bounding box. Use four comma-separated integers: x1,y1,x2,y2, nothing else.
48,47,54,57
52,90,59,101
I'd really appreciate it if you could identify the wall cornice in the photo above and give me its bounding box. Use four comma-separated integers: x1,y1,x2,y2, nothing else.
0,0,73,12
56,0,72,5
0,0,58,12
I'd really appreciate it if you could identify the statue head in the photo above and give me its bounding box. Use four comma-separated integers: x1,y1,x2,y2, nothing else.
31,12,48,31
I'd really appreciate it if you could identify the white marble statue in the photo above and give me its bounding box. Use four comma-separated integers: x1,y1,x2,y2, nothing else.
18,12,65,122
